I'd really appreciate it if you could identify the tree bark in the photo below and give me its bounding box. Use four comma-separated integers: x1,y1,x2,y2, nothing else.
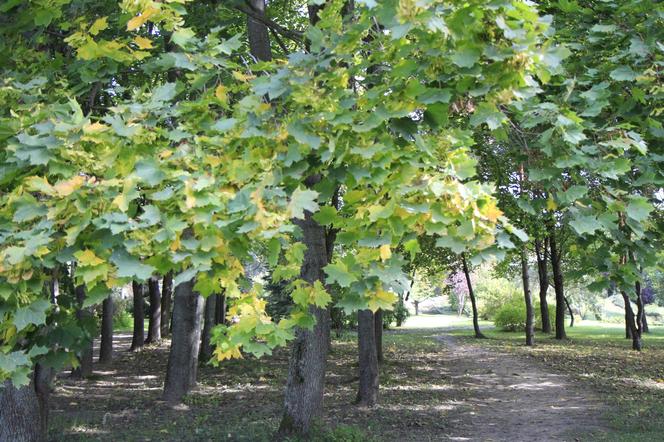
71,285,93,378
520,249,535,346
374,308,383,363
356,309,379,407
214,293,226,325
277,209,331,438
564,296,574,327
462,254,485,339
146,276,162,344
642,308,649,333
634,280,644,336
0,365,52,442
161,271,173,337
246,0,272,62
534,238,551,333
130,281,145,351
163,278,205,404
99,295,114,364
548,231,567,340
621,290,641,351
200,294,217,362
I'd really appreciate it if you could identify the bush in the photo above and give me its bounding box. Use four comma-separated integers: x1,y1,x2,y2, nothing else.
113,310,133,331
494,301,557,332
494,301,526,331
382,298,409,328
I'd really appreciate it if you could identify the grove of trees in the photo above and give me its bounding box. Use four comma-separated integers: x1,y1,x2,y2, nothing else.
0,0,661,440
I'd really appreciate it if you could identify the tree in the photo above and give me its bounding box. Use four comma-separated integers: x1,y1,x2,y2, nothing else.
99,295,114,364
145,276,162,344
129,282,146,352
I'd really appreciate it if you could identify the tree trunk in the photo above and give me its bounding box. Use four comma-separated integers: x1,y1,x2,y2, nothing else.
534,238,551,333
520,249,534,346
161,271,173,337
72,285,93,378
564,296,574,327
0,365,53,442
356,309,379,407
246,0,272,62
130,281,145,351
277,209,331,438
374,309,383,363
145,276,162,344
634,280,644,336
621,291,641,351
214,293,226,325
414,300,419,316
642,309,649,333
99,295,114,364
200,294,217,362
462,254,485,339
163,278,205,404
549,231,567,340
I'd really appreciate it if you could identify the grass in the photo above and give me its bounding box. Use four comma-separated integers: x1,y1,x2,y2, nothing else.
447,320,664,441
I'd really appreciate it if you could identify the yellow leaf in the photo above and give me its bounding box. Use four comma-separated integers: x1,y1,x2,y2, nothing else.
83,122,109,134
379,244,392,261
74,249,105,267
214,345,243,362
54,176,85,197
214,85,228,103
547,196,557,211
367,287,398,313
126,6,158,31
133,36,153,49
25,176,54,195
113,194,129,212
89,16,108,36
483,200,503,222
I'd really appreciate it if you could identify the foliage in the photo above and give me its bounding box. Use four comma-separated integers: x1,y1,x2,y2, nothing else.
494,299,555,332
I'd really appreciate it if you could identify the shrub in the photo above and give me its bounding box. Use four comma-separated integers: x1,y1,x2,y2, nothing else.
113,310,133,331
494,301,557,332
382,298,410,328
494,301,526,331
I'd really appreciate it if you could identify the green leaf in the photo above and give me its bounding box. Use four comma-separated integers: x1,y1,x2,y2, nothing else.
435,236,466,254
134,159,165,186
324,262,358,288
609,66,638,82
267,237,281,267
171,28,196,48
14,299,50,332
569,214,601,235
626,197,653,222
288,187,319,219
470,103,506,130
212,118,238,133
451,47,480,68
312,206,337,225
111,250,155,280
287,122,321,149
13,201,47,222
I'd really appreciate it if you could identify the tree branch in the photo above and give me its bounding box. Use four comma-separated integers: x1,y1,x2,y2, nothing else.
234,2,303,44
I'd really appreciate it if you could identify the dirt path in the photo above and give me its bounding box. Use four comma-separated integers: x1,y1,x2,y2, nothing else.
438,334,608,441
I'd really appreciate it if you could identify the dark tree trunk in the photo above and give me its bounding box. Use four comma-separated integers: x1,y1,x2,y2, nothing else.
0,365,53,442
414,300,419,316
246,0,272,62
72,285,93,378
130,281,145,351
374,309,383,363
200,294,217,362
520,249,535,346
99,295,114,364
549,231,567,340
534,238,551,333
621,291,641,351
161,271,173,337
642,309,649,333
214,293,226,325
462,254,485,339
277,209,331,438
163,279,205,404
356,309,379,407
625,308,633,339
396,295,405,327
634,280,644,336
146,276,162,344
564,296,574,327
